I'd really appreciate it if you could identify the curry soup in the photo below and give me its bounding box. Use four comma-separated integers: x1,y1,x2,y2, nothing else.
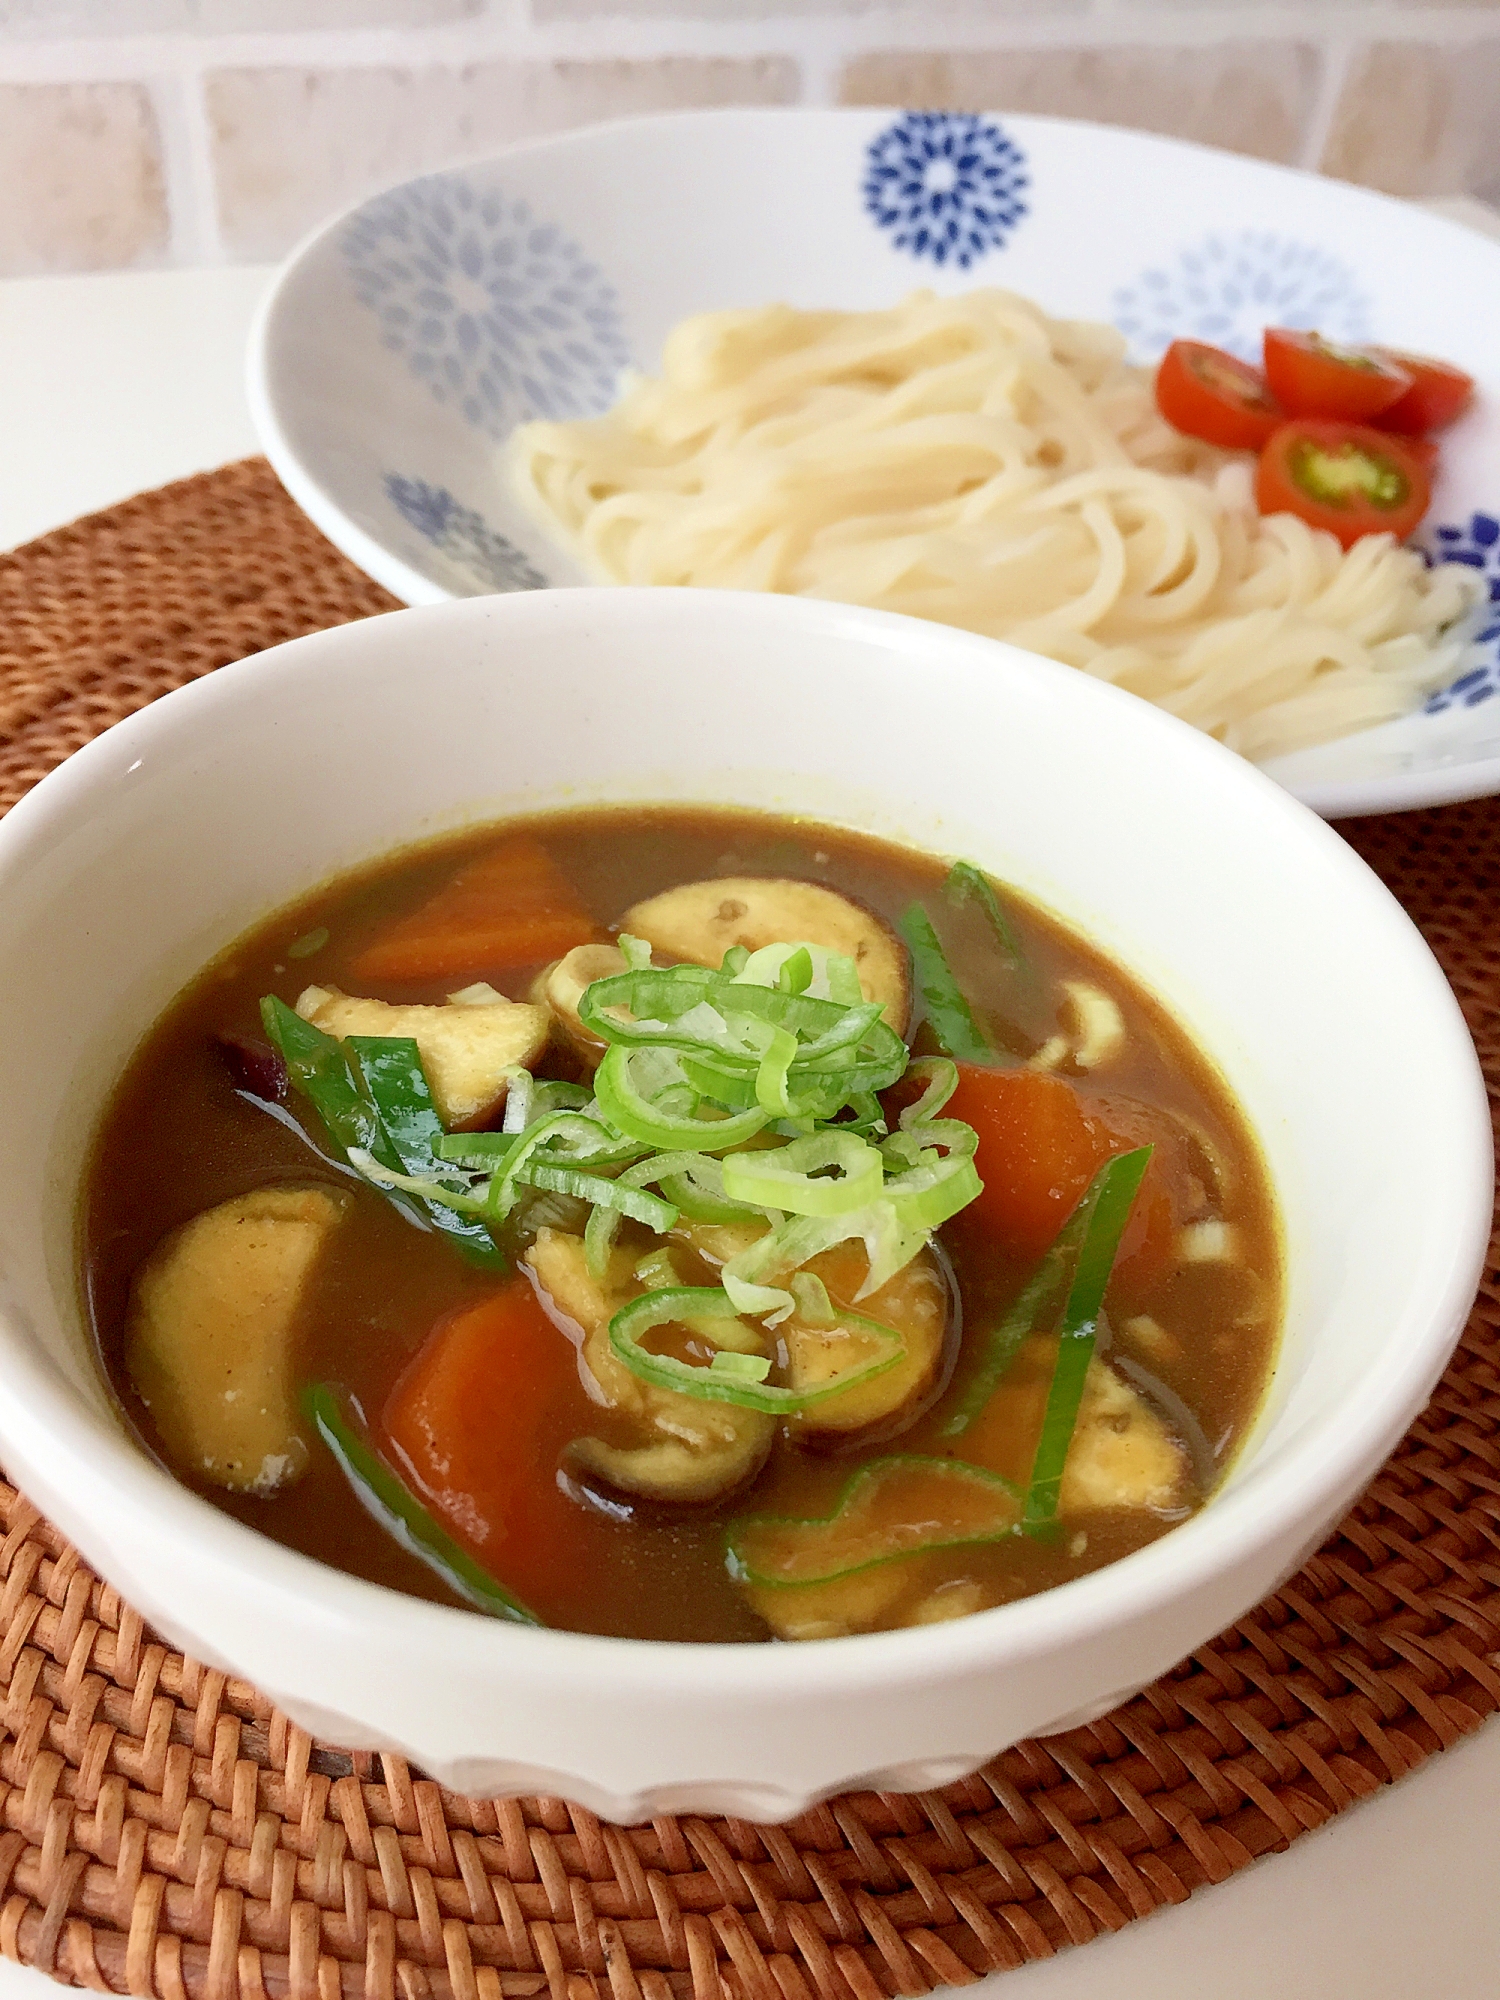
84,807,1279,1644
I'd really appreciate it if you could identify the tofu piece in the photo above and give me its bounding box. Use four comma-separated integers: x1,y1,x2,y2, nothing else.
1060,1360,1188,1514
524,1228,772,1504
126,1185,347,1494
746,1563,909,1642
530,942,630,1068
295,984,548,1128
783,1246,950,1442
621,878,910,1034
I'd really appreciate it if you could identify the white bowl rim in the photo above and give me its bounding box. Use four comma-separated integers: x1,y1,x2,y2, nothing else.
4,584,1492,1697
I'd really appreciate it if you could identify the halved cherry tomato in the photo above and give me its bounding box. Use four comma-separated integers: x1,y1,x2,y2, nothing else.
1370,349,1475,435
1402,434,1441,478
1256,420,1431,550
1263,329,1412,422
1154,339,1284,451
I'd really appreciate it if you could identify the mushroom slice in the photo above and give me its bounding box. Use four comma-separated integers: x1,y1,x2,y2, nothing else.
783,1246,950,1444
126,1184,347,1494
530,943,630,1068
672,1224,952,1446
295,984,548,1128
620,878,910,1033
1060,1360,1189,1514
524,1228,773,1505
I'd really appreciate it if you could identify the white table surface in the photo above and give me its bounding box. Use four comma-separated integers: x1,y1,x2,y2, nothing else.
2,242,1498,1998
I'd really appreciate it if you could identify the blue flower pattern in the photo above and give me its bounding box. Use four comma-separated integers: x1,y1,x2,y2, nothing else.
385,475,548,593
1423,512,1500,714
863,112,1029,268
1112,232,1371,364
343,174,630,438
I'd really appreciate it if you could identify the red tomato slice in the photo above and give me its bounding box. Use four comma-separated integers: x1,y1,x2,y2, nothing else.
1370,349,1475,434
1154,340,1284,450
1263,329,1412,421
1256,421,1431,550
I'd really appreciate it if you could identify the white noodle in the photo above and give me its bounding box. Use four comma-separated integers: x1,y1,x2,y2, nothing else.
509,290,1482,760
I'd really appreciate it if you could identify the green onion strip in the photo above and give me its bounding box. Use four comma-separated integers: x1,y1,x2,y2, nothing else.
1023,1147,1154,1528
305,1385,541,1625
264,928,1000,1412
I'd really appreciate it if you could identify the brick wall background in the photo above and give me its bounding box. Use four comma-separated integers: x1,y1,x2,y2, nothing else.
1,1,1497,275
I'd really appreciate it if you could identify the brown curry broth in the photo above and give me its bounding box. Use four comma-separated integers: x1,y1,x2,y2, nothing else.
84,806,1279,1643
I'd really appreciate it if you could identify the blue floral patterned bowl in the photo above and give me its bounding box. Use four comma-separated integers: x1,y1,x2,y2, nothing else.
248,107,1500,817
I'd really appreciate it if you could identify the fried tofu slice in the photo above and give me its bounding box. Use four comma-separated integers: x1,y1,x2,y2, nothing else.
1060,1360,1188,1514
621,878,910,1033
126,1185,347,1494
530,942,630,1068
295,984,548,1128
524,1228,772,1504
746,1563,910,1643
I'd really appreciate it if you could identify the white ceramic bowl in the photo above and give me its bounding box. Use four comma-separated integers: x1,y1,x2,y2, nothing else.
0,588,1488,1823
248,106,1500,818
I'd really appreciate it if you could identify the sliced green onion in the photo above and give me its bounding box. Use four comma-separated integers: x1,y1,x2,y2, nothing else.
898,905,992,1064
609,1286,902,1413
940,1245,1073,1439
348,1148,488,1213
1024,1146,1153,1529
733,942,862,1007
262,1001,504,1267
633,1245,681,1290
435,1131,521,1168
778,946,814,995
305,1384,541,1625
726,1457,1021,1587
262,996,380,1156
898,1057,959,1130
711,1351,773,1383
618,932,653,970
722,1132,884,1218
584,1199,622,1279
789,1271,837,1325
286,926,329,960
595,1045,770,1152
945,861,1026,972
754,1025,800,1117
519,1163,677,1232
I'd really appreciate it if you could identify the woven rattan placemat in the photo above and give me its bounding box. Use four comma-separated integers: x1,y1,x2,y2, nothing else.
0,458,1496,2000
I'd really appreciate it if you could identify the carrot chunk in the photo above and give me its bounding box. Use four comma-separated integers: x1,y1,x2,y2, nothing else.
381,1281,604,1615
945,1066,1111,1261
943,1064,1179,1293
353,837,598,983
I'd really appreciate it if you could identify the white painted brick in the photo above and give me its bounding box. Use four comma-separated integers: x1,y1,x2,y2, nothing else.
840,40,1322,165
532,0,1083,20
1323,39,1500,196
0,0,476,32
208,57,801,259
0,80,166,273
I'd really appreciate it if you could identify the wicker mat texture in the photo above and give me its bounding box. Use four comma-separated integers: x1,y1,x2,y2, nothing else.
0,457,1496,2000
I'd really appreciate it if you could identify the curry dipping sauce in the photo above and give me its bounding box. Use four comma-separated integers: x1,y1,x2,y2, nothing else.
83,807,1280,1644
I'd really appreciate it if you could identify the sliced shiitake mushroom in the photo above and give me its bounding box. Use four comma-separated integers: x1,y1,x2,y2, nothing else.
621,878,910,1033
676,1222,952,1448
524,1228,773,1505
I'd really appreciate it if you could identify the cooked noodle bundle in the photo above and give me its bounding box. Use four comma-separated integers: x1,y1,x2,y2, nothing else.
509,290,1481,761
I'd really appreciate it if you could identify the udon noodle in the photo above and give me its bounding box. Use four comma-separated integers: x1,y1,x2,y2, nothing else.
509,290,1481,761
